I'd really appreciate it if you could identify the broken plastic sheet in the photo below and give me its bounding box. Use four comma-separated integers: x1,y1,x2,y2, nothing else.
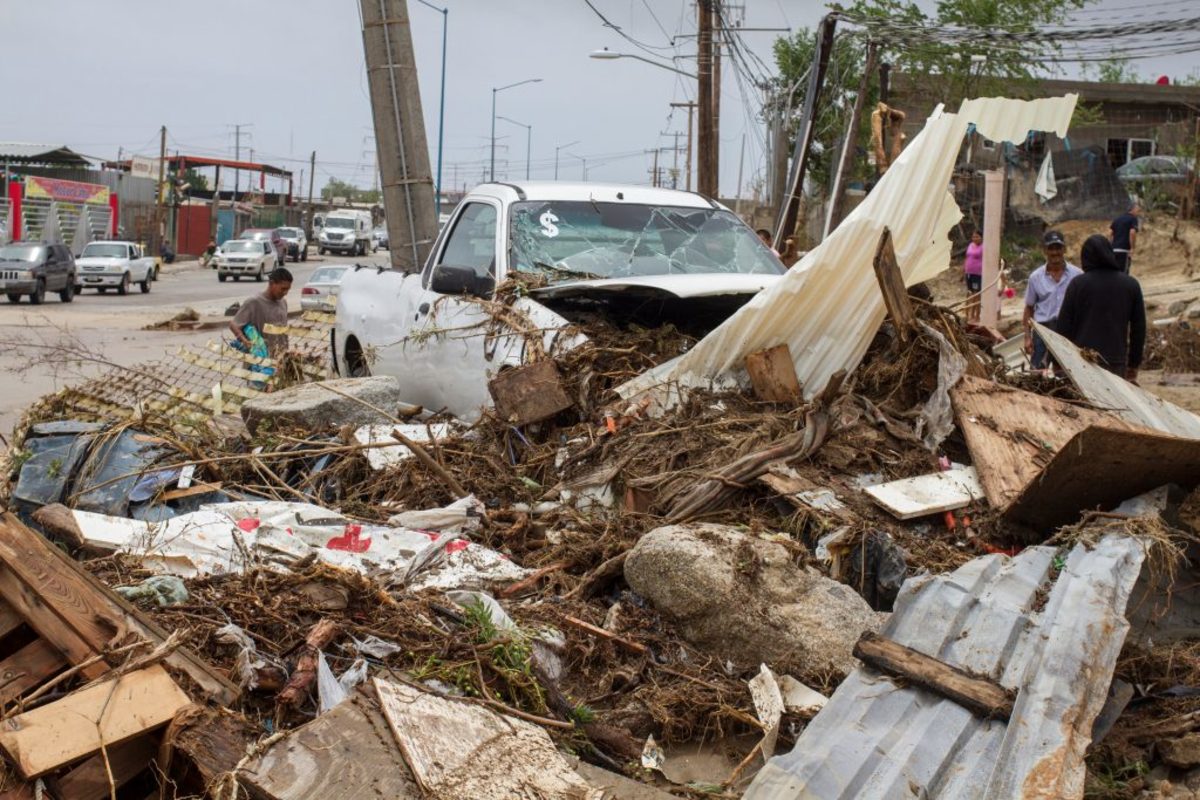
66,499,528,590
354,422,456,471
73,429,175,516
616,94,1078,412
915,321,967,450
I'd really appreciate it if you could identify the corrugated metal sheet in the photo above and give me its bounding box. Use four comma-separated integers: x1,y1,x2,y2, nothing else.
616,95,1078,410
1036,322,1200,439
745,533,1145,800
0,143,91,166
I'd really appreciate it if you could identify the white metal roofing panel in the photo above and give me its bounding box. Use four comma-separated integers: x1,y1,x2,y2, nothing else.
745,534,1144,800
616,95,1078,408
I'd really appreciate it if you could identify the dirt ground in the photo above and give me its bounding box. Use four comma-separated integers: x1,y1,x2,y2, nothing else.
929,214,1200,413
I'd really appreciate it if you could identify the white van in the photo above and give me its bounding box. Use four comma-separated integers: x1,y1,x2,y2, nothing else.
317,210,374,256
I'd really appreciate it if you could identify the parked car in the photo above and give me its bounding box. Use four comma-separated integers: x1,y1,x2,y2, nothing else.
277,227,308,263
300,266,348,310
0,242,77,304
75,241,155,295
1116,155,1196,208
335,182,785,420
239,228,286,266
216,239,276,282
372,226,389,250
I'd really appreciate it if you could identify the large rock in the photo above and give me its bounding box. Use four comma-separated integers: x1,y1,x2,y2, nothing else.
624,523,882,678
1162,734,1200,770
241,376,406,434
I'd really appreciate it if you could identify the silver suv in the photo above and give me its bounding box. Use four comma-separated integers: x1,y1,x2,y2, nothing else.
0,242,77,304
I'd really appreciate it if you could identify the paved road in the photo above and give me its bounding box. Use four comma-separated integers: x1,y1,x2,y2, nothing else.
0,249,393,437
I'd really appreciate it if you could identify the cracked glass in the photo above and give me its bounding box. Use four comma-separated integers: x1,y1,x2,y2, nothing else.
509,201,784,282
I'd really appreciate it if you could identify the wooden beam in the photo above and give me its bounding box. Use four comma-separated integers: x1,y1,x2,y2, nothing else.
853,631,1014,721
871,227,915,341
0,665,189,778
0,566,106,680
744,344,802,403
48,734,159,800
0,639,67,706
0,600,25,643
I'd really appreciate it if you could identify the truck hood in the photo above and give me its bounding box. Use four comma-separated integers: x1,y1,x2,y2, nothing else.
76,257,127,268
528,273,781,301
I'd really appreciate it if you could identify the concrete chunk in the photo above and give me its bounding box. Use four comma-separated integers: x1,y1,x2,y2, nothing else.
240,377,408,434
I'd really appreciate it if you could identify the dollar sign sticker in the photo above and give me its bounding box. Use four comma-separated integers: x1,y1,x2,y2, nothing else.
539,211,560,238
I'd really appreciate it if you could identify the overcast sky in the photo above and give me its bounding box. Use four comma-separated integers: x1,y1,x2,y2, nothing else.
1,1,1195,199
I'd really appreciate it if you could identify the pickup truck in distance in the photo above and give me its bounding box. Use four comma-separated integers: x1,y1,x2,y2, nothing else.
75,241,157,295
334,182,785,420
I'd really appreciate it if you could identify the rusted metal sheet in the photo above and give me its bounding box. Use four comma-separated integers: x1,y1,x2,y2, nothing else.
745,533,1145,800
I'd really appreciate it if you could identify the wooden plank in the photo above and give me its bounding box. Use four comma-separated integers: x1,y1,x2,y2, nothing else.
48,734,159,800
0,639,67,705
744,344,803,403
0,664,189,778
759,465,852,518
158,482,223,502
950,375,1134,510
240,687,420,800
0,516,239,705
871,227,915,340
1007,425,1200,531
0,600,24,642
487,360,573,426
853,631,1014,721
863,466,985,519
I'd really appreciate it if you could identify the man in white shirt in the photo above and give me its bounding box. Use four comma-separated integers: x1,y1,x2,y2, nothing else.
1022,230,1082,369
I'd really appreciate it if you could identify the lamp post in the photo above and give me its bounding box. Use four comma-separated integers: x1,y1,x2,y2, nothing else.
491,78,541,181
565,152,587,180
588,47,696,78
497,116,532,180
554,140,580,180
415,0,448,216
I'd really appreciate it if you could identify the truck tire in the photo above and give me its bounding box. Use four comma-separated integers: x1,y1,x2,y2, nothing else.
140,272,152,293
59,281,75,303
218,273,227,282
29,279,45,305
256,265,265,282
301,247,308,262
117,273,130,296
6,294,20,304
318,246,325,256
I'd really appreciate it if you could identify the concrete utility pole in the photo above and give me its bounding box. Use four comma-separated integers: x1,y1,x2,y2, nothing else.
981,170,1005,327
670,102,696,192
359,0,438,272
697,0,716,197
307,151,316,235
231,123,250,199
153,125,166,255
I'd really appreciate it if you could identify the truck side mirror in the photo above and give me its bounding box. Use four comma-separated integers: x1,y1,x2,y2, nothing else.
430,264,491,297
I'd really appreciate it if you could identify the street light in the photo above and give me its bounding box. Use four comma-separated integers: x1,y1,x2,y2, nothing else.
565,151,587,180
588,48,696,78
491,78,541,181
496,116,532,180
415,0,448,217
554,140,580,180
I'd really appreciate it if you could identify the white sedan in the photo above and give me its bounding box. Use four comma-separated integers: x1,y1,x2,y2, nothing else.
300,266,347,310
216,240,276,282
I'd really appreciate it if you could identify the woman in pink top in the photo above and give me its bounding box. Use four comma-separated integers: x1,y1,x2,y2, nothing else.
963,230,984,323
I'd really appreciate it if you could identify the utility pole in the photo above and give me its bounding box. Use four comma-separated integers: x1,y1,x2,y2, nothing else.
153,125,166,256
825,42,877,240
231,123,250,200
711,11,721,197
359,0,438,272
648,149,660,187
697,0,716,197
670,101,696,192
307,151,316,235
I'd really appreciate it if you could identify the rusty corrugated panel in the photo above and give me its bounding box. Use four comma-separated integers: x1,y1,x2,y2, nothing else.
745,534,1145,800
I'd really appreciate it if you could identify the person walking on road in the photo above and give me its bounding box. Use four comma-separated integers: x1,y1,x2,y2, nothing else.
229,267,293,357
1056,234,1146,381
1109,201,1140,274
1023,230,1082,369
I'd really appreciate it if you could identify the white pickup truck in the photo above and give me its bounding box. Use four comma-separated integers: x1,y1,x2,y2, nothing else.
334,181,785,420
75,241,157,295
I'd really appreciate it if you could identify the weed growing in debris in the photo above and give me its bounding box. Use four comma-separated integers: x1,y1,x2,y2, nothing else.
1083,758,1150,799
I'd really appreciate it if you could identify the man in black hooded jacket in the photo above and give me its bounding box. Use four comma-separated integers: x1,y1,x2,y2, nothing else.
1056,234,1146,381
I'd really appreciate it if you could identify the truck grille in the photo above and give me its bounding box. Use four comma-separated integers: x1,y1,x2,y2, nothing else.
0,270,23,280
82,265,106,272
330,233,346,241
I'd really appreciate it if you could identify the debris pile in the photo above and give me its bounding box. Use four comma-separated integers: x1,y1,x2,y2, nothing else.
2,94,1200,798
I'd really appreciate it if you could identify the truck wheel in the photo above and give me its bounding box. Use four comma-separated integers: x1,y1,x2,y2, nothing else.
6,294,20,304
151,264,160,281
59,281,75,303
218,273,227,283
256,266,265,282
301,248,308,262
29,279,45,305
117,273,130,295
140,273,152,293
318,246,325,256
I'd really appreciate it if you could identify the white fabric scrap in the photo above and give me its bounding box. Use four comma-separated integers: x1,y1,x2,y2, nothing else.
1035,151,1058,201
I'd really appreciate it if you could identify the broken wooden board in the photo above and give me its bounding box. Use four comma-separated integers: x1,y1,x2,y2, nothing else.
0,514,239,705
745,344,803,403
1036,322,1200,439
863,466,984,519
0,639,68,706
487,359,573,426
950,375,1135,510
760,465,852,518
853,631,1014,721
373,678,601,799
239,686,420,800
872,227,915,340
47,735,160,800
1007,424,1200,530
0,664,189,778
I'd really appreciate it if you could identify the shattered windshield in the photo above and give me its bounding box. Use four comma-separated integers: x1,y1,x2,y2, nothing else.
509,201,784,281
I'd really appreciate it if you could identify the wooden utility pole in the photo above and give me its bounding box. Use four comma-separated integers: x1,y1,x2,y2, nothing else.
824,42,877,240
153,125,166,255
711,15,720,197
651,149,660,187
671,101,697,192
359,0,438,272
697,0,716,198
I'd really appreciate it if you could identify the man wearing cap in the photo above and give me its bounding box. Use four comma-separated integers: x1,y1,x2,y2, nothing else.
1023,230,1082,369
